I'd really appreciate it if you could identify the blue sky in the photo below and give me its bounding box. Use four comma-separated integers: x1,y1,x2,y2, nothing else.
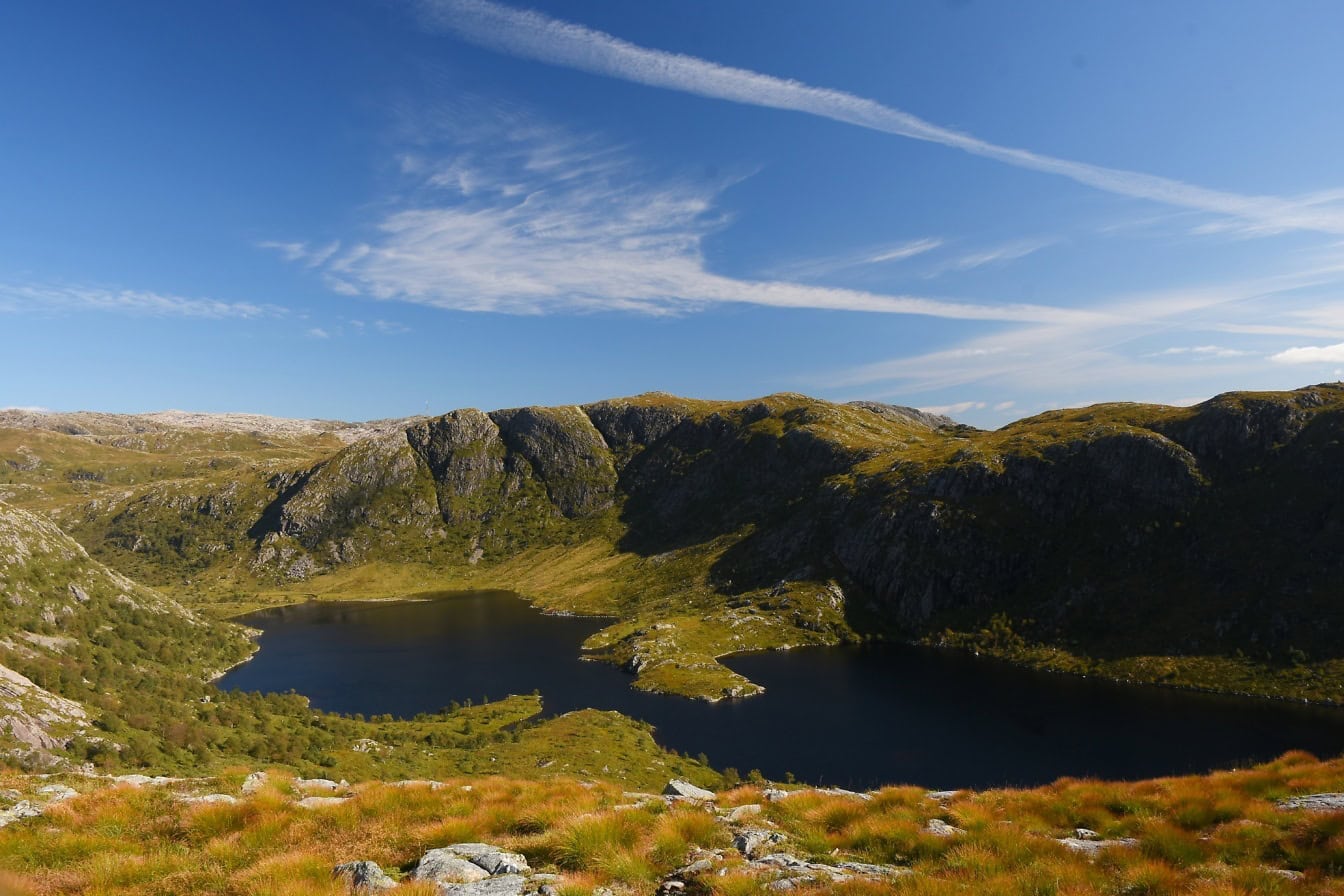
3,1,1344,426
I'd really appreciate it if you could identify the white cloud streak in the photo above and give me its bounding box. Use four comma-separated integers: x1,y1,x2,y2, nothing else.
927,237,1057,275
767,237,943,281
826,263,1344,397
275,123,1099,323
1270,342,1344,364
919,400,986,416
1151,345,1254,358
0,283,283,320
418,0,1344,235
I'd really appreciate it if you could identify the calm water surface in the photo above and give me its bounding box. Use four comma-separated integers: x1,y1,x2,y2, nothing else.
219,591,1344,789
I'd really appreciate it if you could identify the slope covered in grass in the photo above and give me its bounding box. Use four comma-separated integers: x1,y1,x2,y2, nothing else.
4,750,1344,894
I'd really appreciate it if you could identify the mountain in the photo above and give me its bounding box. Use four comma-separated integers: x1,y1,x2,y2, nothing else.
3,384,1343,704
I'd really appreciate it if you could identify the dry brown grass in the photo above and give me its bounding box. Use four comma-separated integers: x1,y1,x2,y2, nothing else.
6,752,1344,894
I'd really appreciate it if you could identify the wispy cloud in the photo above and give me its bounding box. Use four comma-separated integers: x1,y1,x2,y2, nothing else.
919,400,986,416
0,282,283,319
269,119,1098,323
770,237,944,281
1150,345,1255,359
1270,342,1344,364
826,262,1344,399
417,0,1344,235
927,237,1058,275
306,327,331,339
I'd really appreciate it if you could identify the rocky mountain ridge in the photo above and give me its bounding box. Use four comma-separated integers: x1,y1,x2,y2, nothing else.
3,384,1343,703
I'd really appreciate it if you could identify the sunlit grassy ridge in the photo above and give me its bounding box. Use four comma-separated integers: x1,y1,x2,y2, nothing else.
4,386,1344,705
6,750,1344,894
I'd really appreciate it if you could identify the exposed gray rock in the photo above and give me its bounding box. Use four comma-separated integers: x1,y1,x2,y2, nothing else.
333,860,398,892
1073,827,1100,840
433,874,527,896
36,784,78,802
814,787,872,801
664,779,716,801
1057,836,1139,854
437,843,531,876
297,796,350,809
1277,793,1344,811
734,828,787,859
924,818,964,837
412,849,492,884
413,844,530,881
490,405,618,518
727,803,763,821
748,851,911,889
0,800,42,828
178,793,238,805
241,771,268,794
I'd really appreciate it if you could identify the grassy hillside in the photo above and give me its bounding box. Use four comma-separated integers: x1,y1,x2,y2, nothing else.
5,750,1344,894
3,386,1344,704
0,499,716,788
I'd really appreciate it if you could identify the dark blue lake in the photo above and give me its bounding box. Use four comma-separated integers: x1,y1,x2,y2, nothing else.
218,590,1344,789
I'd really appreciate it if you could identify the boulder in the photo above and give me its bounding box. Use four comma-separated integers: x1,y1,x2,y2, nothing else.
411,849,491,884
664,779,716,801
1057,836,1139,854
924,818,964,837
434,874,527,896
1277,793,1344,811
436,843,531,875
333,860,397,892
734,828,786,859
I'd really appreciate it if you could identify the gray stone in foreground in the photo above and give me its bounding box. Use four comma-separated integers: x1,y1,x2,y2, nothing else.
333,860,397,892
241,771,268,794
434,842,531,875
1277,793,1344,811
179,793,239,805
37,784,78,802
813,787,873,801
0,800,42,828
297,795,351,809
664,779,716,801
924,818,965,837
727,803,762,821
412,849,492,884
1057,836,1139,854
734,828,786,859
434,873,527,896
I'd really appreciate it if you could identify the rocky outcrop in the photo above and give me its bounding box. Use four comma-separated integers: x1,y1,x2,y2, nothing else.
407,410,509,523
490,406,617,518
333,860,397,892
